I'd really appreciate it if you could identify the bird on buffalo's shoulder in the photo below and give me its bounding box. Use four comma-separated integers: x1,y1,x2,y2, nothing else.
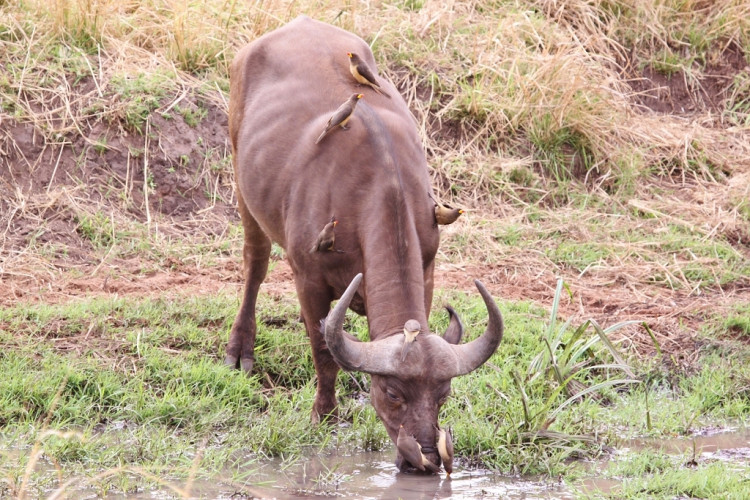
347,52,391,98
428,191,464,227
435,423,454,476
397,425,440,473
315,93,363,144
310,216,343,253
400,319,421,362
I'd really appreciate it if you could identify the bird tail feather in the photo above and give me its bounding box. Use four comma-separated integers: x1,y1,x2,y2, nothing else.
314,129,328,144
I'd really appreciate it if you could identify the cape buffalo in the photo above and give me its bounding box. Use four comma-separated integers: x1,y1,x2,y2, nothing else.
226,15,504,472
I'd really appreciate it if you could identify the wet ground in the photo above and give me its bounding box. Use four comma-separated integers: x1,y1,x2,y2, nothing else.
624,427,750,461
209,449,572,499
22,428,750,498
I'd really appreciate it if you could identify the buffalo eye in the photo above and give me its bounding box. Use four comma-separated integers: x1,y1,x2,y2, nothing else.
386,390,401,403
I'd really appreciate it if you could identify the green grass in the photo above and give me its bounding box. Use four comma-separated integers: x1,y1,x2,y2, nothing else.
2,0,750,497
723,304,750,339
109,71,174,134
1,282,749,496
588,451,750,500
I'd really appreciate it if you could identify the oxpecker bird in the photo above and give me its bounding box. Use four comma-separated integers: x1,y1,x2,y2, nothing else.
315,93,363,144
310,216,342,253
429,191,464,226
347,52,391,98
400,319,421,362
397,426,440,473
435,424,454,475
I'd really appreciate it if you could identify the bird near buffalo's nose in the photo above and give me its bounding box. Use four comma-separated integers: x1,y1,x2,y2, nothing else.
309,216,343,253
400,319,421,362
429,191,464,226
314,93,363,144
347,52,391,98
397,425,440,473
435,424,454,476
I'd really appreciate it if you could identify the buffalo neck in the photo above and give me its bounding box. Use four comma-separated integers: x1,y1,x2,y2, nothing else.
359,194,428,340
349,102,432,340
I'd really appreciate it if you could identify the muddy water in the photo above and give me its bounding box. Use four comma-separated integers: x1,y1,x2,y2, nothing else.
201,449,574,499
623,427,750,460
575,427,750,497
32,428,750,498
208,428,750,498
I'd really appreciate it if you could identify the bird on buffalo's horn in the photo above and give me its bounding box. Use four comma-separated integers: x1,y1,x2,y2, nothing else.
400,319,421,362
397,425,440,473
309,216,343,253
347,52,391,98
428,191,464,227
314,93,363,144
435,424,454,476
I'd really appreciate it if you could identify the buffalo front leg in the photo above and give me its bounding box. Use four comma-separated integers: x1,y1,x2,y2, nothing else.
296,280,338,423
225,201,271,374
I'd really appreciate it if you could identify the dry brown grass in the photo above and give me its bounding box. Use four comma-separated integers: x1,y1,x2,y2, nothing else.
5,1,749,189
368,1,749,200
1,0,749,309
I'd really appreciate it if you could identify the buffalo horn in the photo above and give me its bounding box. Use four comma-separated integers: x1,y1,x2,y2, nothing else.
447,280,504,376
324,274,402,375
441,305,464,345
324,275,503,378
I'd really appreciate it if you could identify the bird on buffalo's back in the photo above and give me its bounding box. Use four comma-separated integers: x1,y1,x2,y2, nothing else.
310,216,342,253
428,191,464,226
347,52,391,98
315,93,363,144
400,319,421,362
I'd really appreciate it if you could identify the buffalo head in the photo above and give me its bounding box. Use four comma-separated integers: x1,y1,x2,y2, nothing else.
324,274,504,472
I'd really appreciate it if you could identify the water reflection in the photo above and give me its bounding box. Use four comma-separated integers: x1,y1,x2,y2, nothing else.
31,428,749,498
216,449,573,499
623,427,750,459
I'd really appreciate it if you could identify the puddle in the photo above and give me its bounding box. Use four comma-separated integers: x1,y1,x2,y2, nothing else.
22,428,750,498
205,449,574,499
23,447,574,499
623,427,750,460
574,427,750,497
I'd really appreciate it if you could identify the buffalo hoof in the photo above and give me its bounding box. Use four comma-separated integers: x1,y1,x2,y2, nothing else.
310,403,338,424
223,354,254,375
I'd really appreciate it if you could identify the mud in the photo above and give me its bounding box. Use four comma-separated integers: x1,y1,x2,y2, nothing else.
626,41,749,117
27,428,750,498
624,427,750,460
217,450,573,500
31,449,575,500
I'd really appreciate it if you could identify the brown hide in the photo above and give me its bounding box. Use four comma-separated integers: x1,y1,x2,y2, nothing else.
227,16,503,473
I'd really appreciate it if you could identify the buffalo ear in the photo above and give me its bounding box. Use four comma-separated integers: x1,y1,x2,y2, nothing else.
442,305,464,345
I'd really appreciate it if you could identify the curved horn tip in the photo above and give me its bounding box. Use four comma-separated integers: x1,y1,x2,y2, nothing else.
474,280,503,315
350,273,363,289
442,304,465,345
446,278,504,376
473,279,489,295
